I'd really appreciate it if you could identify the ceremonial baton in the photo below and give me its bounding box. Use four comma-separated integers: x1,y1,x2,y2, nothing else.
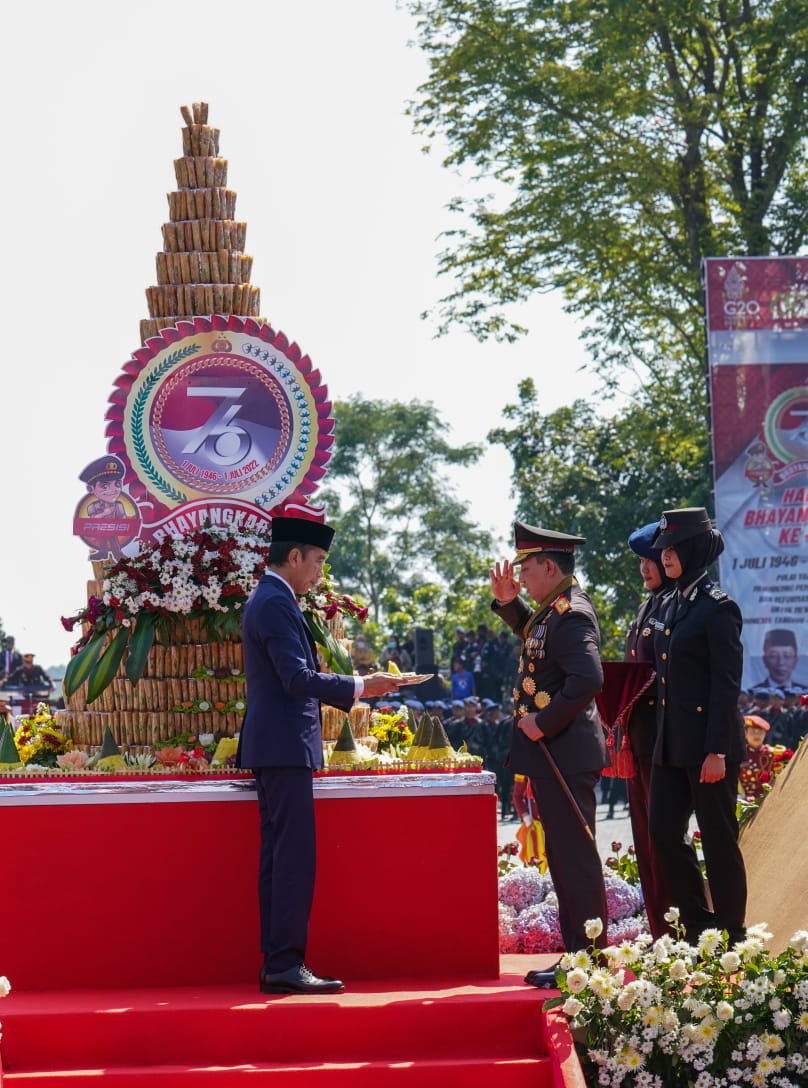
537,738,596,844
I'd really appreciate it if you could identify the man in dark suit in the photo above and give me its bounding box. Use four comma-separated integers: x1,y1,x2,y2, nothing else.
1,637,21,681
490,522,608,986
240,515,404,995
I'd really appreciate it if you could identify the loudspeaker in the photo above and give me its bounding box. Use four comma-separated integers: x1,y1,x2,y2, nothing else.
412,627,435,670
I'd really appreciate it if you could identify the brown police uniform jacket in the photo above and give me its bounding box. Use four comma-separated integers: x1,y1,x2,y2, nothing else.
652,575,746,767
493,579,607,780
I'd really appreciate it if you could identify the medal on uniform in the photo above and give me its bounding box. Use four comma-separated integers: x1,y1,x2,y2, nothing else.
522,677,536,696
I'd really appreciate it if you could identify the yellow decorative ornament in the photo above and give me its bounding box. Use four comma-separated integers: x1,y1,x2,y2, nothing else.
211,737,239,765
386,660,401,676
522,677,537,696
535,691,551,709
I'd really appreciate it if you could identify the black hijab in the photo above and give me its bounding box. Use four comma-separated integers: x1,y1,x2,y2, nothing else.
671,529,725,590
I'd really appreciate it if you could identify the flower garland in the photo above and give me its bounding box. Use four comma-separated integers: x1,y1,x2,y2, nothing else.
62,524,370,703
547,912,808,1088
172,698,246,714
62,523,271,704
299,566,369,675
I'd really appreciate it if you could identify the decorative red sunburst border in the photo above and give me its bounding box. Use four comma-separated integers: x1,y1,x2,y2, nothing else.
104,315,334,522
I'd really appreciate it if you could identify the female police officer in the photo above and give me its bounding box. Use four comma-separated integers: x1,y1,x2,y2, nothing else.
649,508,747,947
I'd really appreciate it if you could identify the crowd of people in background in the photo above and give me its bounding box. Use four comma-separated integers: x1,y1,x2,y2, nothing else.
739,685,808,749
351,625,519,702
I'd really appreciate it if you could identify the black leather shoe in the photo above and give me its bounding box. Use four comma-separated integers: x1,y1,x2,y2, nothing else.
524,966,560,989
259,963,345,995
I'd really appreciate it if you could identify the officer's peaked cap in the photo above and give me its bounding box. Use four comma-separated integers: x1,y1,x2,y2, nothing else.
512,521,585,564
652,508,713,549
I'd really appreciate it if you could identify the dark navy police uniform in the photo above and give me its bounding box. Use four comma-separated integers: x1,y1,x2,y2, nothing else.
649,509,747,945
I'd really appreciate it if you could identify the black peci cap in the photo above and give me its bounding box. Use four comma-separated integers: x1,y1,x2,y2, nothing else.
271,515,335,551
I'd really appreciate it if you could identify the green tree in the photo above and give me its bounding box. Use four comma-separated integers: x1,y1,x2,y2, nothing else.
409,0,808,394
408,1,808,645
318,397,495,644
489,378,709,655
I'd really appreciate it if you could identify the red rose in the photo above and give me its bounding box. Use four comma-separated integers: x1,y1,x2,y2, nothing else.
611,841,622,853
759,771,771,783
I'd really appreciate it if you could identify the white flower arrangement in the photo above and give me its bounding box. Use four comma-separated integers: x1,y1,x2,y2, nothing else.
62,523,272,704
547,916,808,1087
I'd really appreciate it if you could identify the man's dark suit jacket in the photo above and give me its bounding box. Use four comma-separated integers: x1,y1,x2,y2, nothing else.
239,573,355,769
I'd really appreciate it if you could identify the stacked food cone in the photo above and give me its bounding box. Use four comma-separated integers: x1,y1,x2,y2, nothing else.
140,102,264,343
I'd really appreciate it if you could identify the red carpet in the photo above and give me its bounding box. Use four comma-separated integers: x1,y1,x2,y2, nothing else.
0,956,583,1087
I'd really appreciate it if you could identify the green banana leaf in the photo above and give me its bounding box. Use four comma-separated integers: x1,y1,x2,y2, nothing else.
305,609,353,675
126,613,158,685
86,625,131,704
62,634,107,699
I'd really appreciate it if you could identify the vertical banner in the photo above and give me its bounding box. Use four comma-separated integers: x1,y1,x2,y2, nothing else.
705,257,808,692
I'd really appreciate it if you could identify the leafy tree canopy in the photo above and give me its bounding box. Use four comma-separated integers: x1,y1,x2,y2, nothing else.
319,396,496,655
409,0,808,395
489,378,710,654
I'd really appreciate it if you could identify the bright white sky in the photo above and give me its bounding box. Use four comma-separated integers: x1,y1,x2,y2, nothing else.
0,0,598,669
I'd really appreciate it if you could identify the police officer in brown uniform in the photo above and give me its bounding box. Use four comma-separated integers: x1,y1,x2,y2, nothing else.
491,523,608,985
649,507,747,946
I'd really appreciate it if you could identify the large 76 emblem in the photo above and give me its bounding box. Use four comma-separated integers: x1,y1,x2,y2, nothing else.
109,318,333,514
182,385,252,466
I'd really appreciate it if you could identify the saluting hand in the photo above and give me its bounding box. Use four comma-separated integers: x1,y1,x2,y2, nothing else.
490,559,520,604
